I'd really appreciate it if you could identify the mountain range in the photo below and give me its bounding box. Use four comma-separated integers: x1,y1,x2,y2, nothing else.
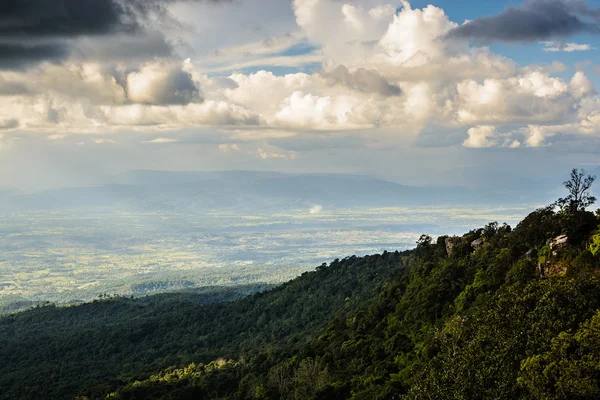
0,170,557,212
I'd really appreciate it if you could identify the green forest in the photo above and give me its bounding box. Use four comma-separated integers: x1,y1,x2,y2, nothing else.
2,169,600,400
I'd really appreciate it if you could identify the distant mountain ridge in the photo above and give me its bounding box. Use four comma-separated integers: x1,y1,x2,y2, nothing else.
0,170,546,212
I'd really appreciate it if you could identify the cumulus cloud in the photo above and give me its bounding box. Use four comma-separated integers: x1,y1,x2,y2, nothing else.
463,124,560,149
295,0,517,85
274,91,370,130
127,62,203,105
98,101,260,129
379,1,460,65
449,71,594,125
463,125,499,148
37,63,128,104
0,61,205,107
0,0,599,151
524,125,556,147
447,0,600,43
226,71,311,116
293,0,395,66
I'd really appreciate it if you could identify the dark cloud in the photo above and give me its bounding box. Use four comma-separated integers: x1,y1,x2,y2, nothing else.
0,0,229,68
0,43,69,69
72,31,174,62
322,65,402,96
0,0,139,38
447,0,600,43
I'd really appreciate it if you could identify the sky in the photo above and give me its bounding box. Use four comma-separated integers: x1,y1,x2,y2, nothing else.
2,0,600,191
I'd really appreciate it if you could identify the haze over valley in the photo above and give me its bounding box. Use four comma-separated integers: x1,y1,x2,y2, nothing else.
0,170,537,312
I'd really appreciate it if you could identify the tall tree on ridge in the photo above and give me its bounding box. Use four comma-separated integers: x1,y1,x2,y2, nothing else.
556,169,596,214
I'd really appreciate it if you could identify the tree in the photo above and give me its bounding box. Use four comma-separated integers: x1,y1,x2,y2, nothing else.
416,234,434,260
555,169,596,214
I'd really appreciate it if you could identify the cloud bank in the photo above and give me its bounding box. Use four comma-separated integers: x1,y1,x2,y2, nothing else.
0,0,598,156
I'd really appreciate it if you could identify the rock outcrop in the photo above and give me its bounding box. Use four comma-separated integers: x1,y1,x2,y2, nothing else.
445,236,462,256
471,238,485,250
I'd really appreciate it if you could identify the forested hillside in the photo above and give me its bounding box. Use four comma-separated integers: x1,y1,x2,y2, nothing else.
0,250,409,399
2,169,600,400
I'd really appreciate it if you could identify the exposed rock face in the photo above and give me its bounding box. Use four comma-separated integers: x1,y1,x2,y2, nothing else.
550,234,568,249
445,236,462,256
471,238,485,250
549,234,569,256
536,235,570,278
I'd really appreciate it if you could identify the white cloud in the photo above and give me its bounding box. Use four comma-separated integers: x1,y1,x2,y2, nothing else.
226,71,311,116
144,137,179,144
309,204,323,214
463,124,559,149
542,42,593,52
127,62,203,105
257,145,297,160
570,71,595,98
450,71,592,125
101,101,261,129
48,134,67,140
524,125,555,147
293,0,394,66
379,2,459,66
93,138,116,144
218,143,241,153
0,63,126,105
463,125,498,148
275,91,366,130
508,140,521,148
